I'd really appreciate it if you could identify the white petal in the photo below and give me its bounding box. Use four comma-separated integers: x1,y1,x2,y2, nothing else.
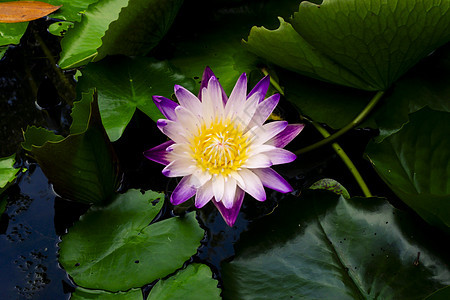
231,92,260,128
230,171,246,190
156,119,188,144
190,168,212,188
175,106,201,135
246,121,288,146
162,159,195,177
236,169,266,202
221,178,237,209
212,174,225,201
225,73,247,115
242,153,272,168
247,94,280,128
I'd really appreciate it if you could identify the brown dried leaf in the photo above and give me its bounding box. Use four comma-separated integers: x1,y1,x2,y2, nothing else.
0,1,61,23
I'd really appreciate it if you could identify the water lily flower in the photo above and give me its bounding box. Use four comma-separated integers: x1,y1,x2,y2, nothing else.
144,67,304,226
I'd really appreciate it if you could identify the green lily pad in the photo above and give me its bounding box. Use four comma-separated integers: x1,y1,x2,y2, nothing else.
48,21,74,37
58,0,183,69
244,17,372,91
148,264,221,300
309,178,350,199
0,4,28,59
77,57,194,141
59,189,204,292
48,0,100,22
0,154,20,195
366,107,450,231
293,0,450,91
222,190,450,299
22,92,120,205
72,287,143,300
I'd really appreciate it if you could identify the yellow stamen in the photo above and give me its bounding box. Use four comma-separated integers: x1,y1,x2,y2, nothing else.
191,119,249,175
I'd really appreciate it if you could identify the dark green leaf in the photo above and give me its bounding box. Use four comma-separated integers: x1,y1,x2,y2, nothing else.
22,94,119,205
366,107,450,231
77,57,194,141
425,286,450,300
60,189,204,292
21,126,64,151
71,287,143,300
48,0,99,22
70,89,95,134
309,178,350,199
58,0,183,69
222,191,450,299
290,0,450,90
148,264,221,300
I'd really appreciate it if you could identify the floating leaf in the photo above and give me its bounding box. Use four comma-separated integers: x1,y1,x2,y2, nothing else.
59,189,204,292
58,0,183,69
222,191,450,299
47,0,99,22
246,0,450,91
366,107,450,231
244,17,372,91
77,57,194,141
148,264,221,300
72,287,143,300
0,154,19,194
0,1,61,23
22,92,120,205
309,178,350,199
48,21,73,37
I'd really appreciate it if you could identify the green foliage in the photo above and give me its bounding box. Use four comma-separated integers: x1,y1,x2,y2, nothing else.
48,21,74,37
77,57,194,141
22,93,119,205
147,264,221,300
309,178,350,199
0,154,20,195
425,286,450,300
366,107,450,232
246,0,450,91
48,0,100,22
72,287,143,300
59,189,204,292
222,190,450,299
58,0,183,69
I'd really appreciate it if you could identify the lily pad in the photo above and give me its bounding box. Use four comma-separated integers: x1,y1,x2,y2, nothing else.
58,0,183,69
59,189,204,292
222,190,450,299
309,178,350,199
77,57,194,141
366,107,450,231
22,92,120,205
48,0,100,22
71,287,143,300
147,264,221,300
0,154,20,195
48,21,74,37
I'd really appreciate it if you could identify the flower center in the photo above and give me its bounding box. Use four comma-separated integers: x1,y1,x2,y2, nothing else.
191,119,249,175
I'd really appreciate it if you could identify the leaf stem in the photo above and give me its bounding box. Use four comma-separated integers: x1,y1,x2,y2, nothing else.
310,121,372,197
261,68,373,197
296,91,384,154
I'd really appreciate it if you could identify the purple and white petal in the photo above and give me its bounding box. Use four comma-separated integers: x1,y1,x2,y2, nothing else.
198,67,228,103
162,159,195,177
247,94,280,128
174,106,201,134
143,140,174,166
232,91,261,128
213,186,245,226
246,121,288,146
225,73,247,115
221,177,237,209
153,96,178,121
236,169,266,202
252,168,293,193
266,124,305,148
190,168,212,188
195,180,214,208
265,148,297,165
170,175,197,205
174,85,202,113
230,171,246,190
156,119,188,144
247,75,270,103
